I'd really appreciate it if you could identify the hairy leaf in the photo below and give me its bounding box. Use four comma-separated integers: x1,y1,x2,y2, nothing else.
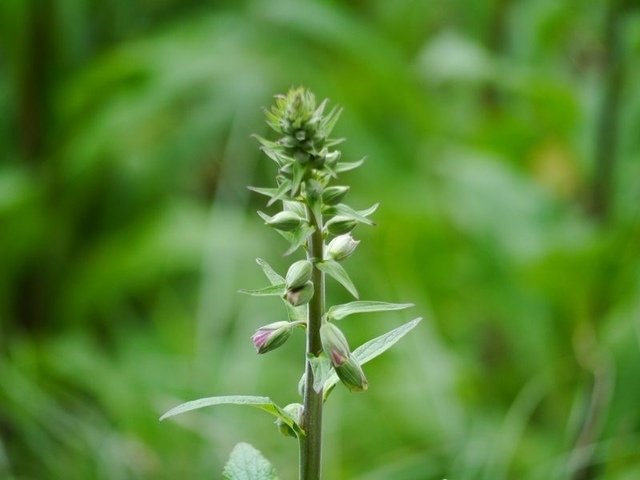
222,442,279,480
255,257,284,285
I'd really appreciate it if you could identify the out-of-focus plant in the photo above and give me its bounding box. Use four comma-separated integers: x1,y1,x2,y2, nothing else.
160,88,420,479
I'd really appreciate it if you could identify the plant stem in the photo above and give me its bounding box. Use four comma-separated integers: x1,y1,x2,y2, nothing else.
299,204,325,480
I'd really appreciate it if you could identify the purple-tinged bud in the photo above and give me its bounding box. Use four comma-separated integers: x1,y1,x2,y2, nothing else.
335,356,368,392
266,211,303,232
322,186,349,206
251,321,292,354
326,234,359,261
285,260,313,290
320,323,351,367
276,403,304,438
284,282,314,306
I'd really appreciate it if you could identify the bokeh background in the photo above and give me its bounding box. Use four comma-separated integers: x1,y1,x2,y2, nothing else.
1,0,640,478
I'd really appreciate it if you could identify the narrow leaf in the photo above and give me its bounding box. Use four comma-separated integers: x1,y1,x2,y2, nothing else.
255,258,284,285
248,186,278,198
222,442,279,480
323,318,422,399
282,224,315,256
267,181,291,207
316,260,359,299
334,203,379,226
160,395,304,437
327,301,414,321
238,284,285,296
334,157,365,173
308,354,333,393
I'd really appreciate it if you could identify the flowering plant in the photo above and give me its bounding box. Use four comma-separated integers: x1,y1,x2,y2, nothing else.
161,88,421,479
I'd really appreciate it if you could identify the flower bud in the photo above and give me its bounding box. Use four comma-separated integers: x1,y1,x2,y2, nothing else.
251,321,292,354
266,211,303,232
285,282,314,306
335,356,368,392
285,260,313,290
322,186,349,206
320,323,351,366
326,216,357,235
326,234,359,261
275,403,304,438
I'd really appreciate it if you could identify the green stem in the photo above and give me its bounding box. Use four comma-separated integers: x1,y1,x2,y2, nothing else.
299,204,325,480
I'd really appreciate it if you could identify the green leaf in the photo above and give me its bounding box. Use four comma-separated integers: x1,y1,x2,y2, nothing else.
334,157,365,173
222,442,279,480
334,203,379,226
255,258,284,285
316,260,359,299
308,353,333,393
323,318,422,399
247,186,279,198
160,395,304,437
282,224,315,256
238,284,285,296
327,301,414,321
266,181,291,207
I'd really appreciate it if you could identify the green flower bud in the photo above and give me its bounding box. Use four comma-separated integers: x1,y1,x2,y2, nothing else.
285,282,314,306
322,186,349,206
251,321,292,354
266,211,303,232
275,403,304,438
285,260,313,290
326,216,357,235
320,323,351,366
335,356,368,392
327,234,359,261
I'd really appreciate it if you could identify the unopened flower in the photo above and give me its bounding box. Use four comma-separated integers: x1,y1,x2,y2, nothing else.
335,356,368,392
327,216,357,235
327,234,359,261
275,403,304,438
322,186,349,206
266,211,303,232
320,323,351,366
251,321,292,354
285,282,314,306
286,260,313,290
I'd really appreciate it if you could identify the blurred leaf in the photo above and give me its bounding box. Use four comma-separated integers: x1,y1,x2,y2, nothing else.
222,442,279,480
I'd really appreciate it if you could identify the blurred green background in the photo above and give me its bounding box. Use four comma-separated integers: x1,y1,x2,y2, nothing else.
1,0,639,478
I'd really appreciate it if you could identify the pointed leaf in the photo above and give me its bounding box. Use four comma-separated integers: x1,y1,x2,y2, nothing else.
238,284,285,296
323,318,422,399
327,301,414,321
256,258,284,285
308,354,333,393
160,395,304,437
334,157,365,173
248,186,278,198
334,203,379,226
223,442,279,480
316,260,359,299
267,181,292,207
282,224,315,256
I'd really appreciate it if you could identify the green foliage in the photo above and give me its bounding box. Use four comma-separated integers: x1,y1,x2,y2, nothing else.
1,0,640,478
223,443,279,480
